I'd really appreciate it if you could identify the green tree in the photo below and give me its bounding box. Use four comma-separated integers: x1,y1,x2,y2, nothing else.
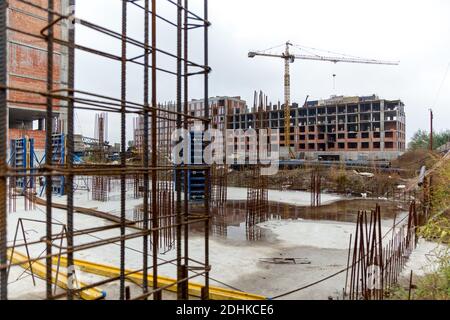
408,130,450,151
408,130,429,150
435,130,450,149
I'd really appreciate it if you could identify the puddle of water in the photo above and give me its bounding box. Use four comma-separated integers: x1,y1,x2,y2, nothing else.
194,199,407,242
132,198,407,243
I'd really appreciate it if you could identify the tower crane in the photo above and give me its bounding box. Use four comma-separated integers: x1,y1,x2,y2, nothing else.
248,41,399,159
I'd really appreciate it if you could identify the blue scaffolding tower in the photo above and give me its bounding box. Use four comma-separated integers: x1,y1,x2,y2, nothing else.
176,131,207,201
9,137,38,193
51,133,66,195
39,133,66,196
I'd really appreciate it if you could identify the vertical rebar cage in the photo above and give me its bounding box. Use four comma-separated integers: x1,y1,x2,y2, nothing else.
0,0,211,300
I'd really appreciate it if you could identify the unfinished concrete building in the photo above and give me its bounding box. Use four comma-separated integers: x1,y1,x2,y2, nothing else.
193,96,246,131
227,95,406,161
134,96,246,156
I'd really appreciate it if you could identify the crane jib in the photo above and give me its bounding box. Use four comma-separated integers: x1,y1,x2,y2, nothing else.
247,42,399,159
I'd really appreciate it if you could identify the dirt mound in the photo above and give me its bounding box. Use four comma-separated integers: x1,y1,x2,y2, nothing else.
392,149,437,177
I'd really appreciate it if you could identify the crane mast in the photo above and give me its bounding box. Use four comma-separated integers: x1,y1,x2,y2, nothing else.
248,42,399,159
283,42,294,158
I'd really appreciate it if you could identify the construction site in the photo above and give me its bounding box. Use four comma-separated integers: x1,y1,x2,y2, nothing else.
0,0,449,304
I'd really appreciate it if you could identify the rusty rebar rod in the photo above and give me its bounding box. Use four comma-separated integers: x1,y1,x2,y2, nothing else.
0,0,7,301
0,0,210,301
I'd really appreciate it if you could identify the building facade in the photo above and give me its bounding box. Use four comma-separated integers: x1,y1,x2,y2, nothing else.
135,95,405,162
189,96,247,131
7,0,69,151
134,96,247,155
227,95,406,161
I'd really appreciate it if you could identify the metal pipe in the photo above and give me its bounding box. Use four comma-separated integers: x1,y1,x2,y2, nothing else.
203,0,210,300
142,0,150,297
182,0,190,300
176,0,183,300
343,233,352,299
66,0,76,301
151,0,160,300
119,0,127,301
429,109,433,151
45,0,55,299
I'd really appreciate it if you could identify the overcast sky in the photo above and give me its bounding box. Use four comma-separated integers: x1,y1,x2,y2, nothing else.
75,0,450,144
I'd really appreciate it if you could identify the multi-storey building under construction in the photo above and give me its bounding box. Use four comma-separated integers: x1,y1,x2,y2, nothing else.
134,96,246,155
227,95,406,161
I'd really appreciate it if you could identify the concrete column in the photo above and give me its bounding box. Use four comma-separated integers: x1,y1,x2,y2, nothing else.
357,102,361,151
58,0,70,134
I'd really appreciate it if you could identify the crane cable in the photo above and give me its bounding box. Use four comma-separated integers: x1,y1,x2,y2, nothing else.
293,43,371,60
432,62,450,109
253,42,287,55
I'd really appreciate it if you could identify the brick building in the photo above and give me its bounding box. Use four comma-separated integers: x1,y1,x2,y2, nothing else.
6,0,69,151
227,95,406,161
135,94,405,162
134,96,246,154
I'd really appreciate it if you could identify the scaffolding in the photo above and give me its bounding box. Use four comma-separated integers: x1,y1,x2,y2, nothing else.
310,167,322,207
0,0,211,301
246,166,268,241
91,113,110,201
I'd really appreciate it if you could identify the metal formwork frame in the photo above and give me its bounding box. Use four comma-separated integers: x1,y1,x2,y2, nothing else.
0,0,211,301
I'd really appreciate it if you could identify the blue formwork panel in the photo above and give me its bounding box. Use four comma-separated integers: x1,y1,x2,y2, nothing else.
9,138,36,192
174,131,207,201
37,133,66,196
51,134,65,195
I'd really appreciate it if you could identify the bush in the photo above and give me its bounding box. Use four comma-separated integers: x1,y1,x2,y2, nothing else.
408,129,450,151
420,155,450,244
389,249,450,300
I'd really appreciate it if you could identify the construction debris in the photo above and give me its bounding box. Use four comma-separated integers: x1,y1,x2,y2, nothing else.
259,258,311,265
